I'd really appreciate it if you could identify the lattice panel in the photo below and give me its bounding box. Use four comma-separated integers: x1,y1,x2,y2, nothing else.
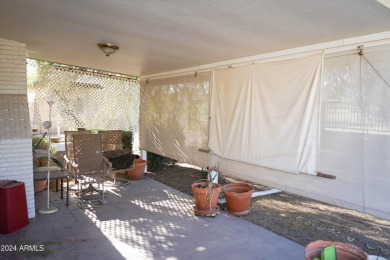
33,64,139,132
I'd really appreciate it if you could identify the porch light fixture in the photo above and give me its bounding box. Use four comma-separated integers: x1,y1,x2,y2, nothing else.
97,43,119,57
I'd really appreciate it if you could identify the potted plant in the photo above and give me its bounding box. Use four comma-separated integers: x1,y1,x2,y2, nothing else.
191,166,222,217
223,183,253,216
120,130,147,180
127,158,147,180
32,136,57,192
305,240,368,260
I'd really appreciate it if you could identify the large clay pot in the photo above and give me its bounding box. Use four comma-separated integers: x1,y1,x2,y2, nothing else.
192,181,222,211
305,240,368,260
223,183,253,216
127,159,147,180
34,180,46,192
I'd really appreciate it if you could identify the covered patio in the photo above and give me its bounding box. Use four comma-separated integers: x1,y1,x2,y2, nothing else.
1,1,390,259
1,178,303,259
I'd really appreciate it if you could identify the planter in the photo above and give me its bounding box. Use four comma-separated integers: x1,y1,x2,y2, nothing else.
223,183,253,216
34,180,46,192
50,137,60,143
305,240,368,260
192,181,222,213
127,159,147,180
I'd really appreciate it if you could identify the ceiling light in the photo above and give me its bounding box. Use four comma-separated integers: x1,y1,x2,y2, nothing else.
97,43,119,57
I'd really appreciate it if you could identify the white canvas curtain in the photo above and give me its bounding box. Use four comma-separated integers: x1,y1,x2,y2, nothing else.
140,72,211,166
320,45,390,214
209,52,323,174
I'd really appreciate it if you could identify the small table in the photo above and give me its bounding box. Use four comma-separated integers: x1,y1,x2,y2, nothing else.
34,170,69,206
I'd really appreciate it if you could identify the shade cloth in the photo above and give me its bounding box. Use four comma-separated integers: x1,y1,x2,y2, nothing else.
140,72,211,166
209,52,323,174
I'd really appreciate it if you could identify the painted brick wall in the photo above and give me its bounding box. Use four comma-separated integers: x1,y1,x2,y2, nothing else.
0,38,27,94
0,38,34,218
0,139,34,218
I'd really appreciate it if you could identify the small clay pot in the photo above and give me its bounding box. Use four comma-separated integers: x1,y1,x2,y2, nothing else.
223,183,253,216
50,137,60,143
305,240,368,260
192,181,222,211
127,159,147,180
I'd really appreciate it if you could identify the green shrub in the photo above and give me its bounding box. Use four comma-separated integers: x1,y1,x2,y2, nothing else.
147,152,177,171
90,129,101,134
122,130,133,152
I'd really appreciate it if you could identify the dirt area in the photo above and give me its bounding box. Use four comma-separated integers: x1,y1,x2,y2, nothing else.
148,164,390,258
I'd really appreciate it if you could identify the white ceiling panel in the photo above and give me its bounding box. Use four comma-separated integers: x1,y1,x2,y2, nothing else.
0,0,389,76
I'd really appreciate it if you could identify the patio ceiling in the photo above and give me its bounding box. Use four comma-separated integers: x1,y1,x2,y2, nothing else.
0,0,389,77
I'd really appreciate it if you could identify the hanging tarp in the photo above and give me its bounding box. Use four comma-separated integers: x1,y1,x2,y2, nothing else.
320,45,390,217
209,52,323,174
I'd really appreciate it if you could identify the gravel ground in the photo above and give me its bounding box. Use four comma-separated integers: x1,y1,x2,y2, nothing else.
148,163,390,258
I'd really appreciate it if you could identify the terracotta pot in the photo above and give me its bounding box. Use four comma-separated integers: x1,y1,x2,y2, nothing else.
127,159,147,180
34,180,46,192
50,137,60,143
192,181,222,211
223,183,253,216
305,240,368,260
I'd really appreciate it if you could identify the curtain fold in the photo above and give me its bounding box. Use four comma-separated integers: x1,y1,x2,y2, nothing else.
209,52,323,174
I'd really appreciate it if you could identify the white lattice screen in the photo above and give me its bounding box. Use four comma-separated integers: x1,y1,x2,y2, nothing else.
32,63,139,132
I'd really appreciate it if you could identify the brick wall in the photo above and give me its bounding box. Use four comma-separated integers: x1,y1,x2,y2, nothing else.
0,38,34,218
0,39,27,94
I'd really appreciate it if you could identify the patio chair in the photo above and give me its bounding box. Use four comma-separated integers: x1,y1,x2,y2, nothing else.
99,130,135,184
98,130,123,151
63,130,91,179
72,133,111,208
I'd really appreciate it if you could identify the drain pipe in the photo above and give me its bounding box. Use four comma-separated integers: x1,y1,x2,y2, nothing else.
218,188,282,204
252,189,282,197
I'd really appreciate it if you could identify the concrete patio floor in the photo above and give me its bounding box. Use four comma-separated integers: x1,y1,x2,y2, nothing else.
0,177,304,259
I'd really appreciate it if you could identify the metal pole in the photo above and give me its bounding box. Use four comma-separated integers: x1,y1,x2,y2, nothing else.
38,101,58,214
